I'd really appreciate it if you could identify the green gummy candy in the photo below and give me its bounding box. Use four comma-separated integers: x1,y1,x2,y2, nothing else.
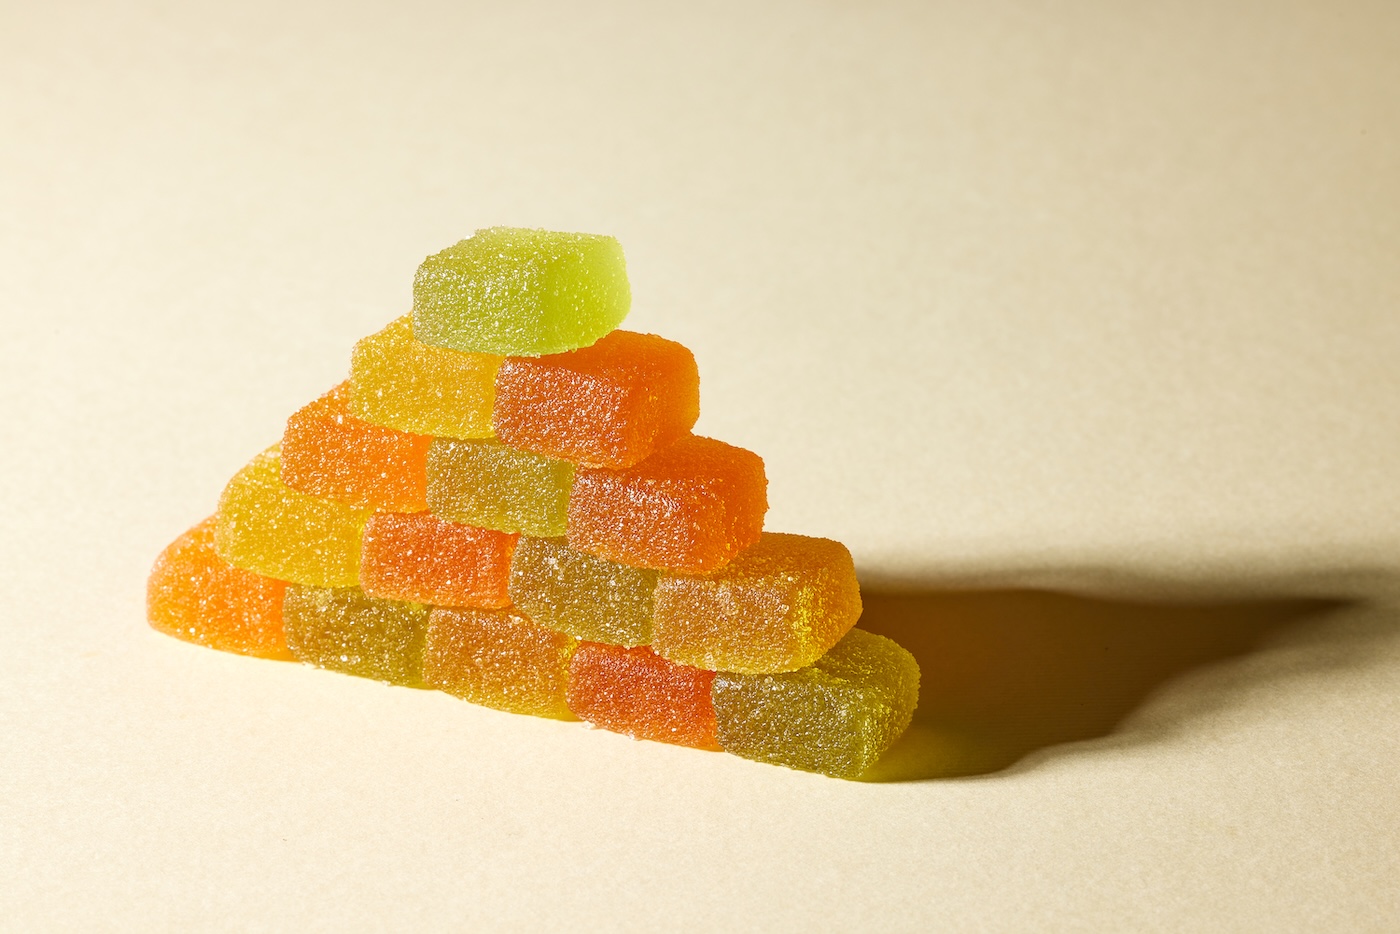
711,629,921,780
282,585,430,686
508,536,658,647
412,228,630,356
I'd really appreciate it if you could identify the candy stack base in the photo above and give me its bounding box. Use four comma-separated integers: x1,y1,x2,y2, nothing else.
148,228,920,780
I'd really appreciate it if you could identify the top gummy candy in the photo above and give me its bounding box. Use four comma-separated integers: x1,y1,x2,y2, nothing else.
412,228,631,357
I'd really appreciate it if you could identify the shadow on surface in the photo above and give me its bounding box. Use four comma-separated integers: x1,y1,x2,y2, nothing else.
857,587,1360,782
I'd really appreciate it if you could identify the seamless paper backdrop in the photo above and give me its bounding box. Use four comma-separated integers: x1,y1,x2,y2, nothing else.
2,1,1398,931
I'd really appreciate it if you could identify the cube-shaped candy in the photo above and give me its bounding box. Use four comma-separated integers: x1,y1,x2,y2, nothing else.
567,435,767,573
711,629,919,779
280,383,431,512
652,532,861,673
507,536,657,647
566,643,718,749
413,228,630,356
147,517,291,659
282,585,430,686
349,315,501,439
493,330,699,469
427,438,573,537
360,511,517,608
216,447,372,587
423,607,576,718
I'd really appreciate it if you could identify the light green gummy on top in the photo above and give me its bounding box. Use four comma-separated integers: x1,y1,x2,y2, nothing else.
412,228,631,357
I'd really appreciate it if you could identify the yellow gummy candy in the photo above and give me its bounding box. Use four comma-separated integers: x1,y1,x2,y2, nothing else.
215,447,372,587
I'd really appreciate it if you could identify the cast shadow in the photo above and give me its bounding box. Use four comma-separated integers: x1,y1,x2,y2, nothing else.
856,585,1373,782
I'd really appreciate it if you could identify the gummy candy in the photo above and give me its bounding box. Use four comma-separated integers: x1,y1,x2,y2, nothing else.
566,643,718,749
426,438,573,537
652,532,861,673
423,606,576,718
413,228,630,357
507,536,657,647
493,330,699,469
567,435,767,573
349,315,501,439
711,629,920,779
280,382,431,512
216,447,372,587
147,517,291,659
282,585,430,685
359,511,517,608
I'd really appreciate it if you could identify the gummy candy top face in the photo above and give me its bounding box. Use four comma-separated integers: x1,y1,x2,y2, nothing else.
412,228,630,357
493,330,700,469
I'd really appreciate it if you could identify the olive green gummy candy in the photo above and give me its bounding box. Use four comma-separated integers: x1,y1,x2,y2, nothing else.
711,629,920,780
412,228,630,357
282,585,430,686
508,536,658,647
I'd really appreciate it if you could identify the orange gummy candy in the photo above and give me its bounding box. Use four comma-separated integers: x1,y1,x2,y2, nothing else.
493,330,699,469
147,517,291,659
567,435,767,573
359,512,517,608
566,643,718,749
423,606,576,718
280,383,431,512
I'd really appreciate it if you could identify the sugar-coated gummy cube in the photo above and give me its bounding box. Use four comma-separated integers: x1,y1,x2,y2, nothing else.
711,629,920,779
280,383,431,512
567,435,767,573
507,536,657,647
282,585,430,686
413,228,630,357
652,532,861,674
566,643,718,749
216,447,372,587
423,607,576,718
493,330,700,469
427,438,573,537
350,315,501,439
148,517,291,659
360,511,517,608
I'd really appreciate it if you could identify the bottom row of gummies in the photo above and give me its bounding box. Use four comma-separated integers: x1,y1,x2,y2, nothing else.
283,585,919,780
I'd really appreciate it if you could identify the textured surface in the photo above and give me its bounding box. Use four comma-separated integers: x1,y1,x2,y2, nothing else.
427,438,574,537
282,585,430,685
653,532,862,673
508,536,657,647
712,629,920,779
413,227,630,356
423,606,576,718
215,447,373,587
567,642,719,749
280,382,431,512
493,330,699,469
568,435,768,572
147,517,290,659
350,315,501,439
360,511,517,608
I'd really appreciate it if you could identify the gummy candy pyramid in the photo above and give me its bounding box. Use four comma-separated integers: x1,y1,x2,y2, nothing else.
148,228,920,779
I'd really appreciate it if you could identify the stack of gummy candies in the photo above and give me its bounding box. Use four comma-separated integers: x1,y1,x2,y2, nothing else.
147,228,919,780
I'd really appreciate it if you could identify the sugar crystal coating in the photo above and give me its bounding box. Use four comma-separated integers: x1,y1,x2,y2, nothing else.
147,517,291,659
360,511,517,608
282,585,429,685
423,606,576,718
711,629,920,779
508,536,657,647
350,315,501,439
566,643,718,749
567,435,767,573
216,447,372,587
413,228,630,357
653,532,861,673
427,437,573,537
493,330,700,469
280,383,431,512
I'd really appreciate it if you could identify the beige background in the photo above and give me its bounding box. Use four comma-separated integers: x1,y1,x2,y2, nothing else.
3,1,1398,930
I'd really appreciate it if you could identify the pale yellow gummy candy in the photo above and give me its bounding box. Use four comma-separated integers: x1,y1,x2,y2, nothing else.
215,447,372,587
